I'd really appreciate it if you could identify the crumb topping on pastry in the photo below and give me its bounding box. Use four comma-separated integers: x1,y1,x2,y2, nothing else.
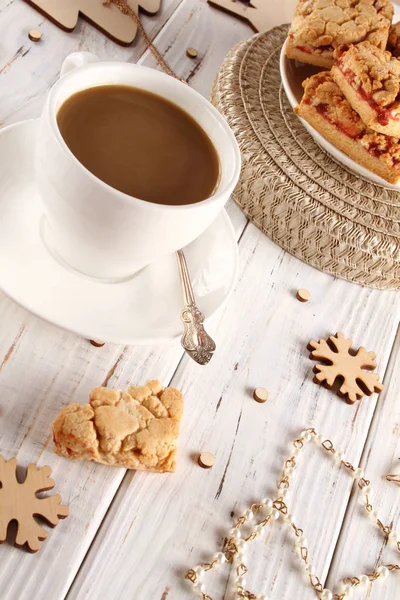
289,0,393,55
334,41,400,110
53,381,184,473
299,71,400,168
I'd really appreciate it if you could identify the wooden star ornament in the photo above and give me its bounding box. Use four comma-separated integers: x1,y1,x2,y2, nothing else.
0,456,69,552
307,332,384,404
207,0,270,32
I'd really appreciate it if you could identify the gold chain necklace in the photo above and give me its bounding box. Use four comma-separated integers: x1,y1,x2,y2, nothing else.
186,428,400,599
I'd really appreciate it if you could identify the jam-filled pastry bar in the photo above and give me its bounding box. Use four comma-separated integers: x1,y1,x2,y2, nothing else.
332,41,400,137
295,71,400,184
286,0,393,69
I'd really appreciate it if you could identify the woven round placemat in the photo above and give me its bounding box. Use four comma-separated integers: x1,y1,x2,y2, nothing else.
210,25,400,290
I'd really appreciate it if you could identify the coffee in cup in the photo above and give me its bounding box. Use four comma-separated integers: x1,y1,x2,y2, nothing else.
36,52,241,280
57,85,220,206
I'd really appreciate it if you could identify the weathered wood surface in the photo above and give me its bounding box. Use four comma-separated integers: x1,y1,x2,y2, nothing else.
0,0,398,599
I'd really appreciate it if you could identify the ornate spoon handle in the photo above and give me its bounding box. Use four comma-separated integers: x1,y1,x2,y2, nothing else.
176,249,216,365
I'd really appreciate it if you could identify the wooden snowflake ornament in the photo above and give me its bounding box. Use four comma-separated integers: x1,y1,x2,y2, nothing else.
307,332,383,404
0,457,69,552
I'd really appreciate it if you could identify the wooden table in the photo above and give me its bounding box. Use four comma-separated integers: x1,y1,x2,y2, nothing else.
0,1,399,599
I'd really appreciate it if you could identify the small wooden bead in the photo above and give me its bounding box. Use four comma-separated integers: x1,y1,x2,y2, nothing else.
89,339,105,348
253,387,268,403
296,289,311,303
198,452,214,469
186,47,198,58
28,29,42,42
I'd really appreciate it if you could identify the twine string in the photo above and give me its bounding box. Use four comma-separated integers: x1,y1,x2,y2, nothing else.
103,0,183,81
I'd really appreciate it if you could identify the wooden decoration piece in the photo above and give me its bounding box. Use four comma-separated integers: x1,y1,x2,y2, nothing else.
253,387,268,403
198,453,215,469
186,47,198,59
308,332,384,404
0,456,69,552
23,0,161,46
28,29,42,42
89,339,105,347
207,0,270,32
296,289,311,303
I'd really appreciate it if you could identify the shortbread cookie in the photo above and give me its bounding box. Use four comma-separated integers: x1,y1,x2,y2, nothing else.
53,381,183,473
286,0,393,68
295,71,400,184
332,41,400,136
388,21,400,57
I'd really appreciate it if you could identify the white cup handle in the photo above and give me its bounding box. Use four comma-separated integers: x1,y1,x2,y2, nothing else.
60,52,99,78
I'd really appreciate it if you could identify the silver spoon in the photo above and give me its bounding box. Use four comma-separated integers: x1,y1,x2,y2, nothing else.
176,249,216,365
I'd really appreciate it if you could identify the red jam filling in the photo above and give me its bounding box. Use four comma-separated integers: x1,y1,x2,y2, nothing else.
316,103,328,114
316,44,334,53
315,103,359,139
377,108,391,126
369,145,384,158
296,44,333,56
297,45,312,55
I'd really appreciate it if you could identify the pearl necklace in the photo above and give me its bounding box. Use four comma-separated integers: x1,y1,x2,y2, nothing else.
185,428,400,599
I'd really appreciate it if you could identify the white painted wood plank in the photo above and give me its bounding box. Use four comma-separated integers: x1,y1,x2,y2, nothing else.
136,0,252,95
0,1,397,600
0,1,250,598
68,221,400,600
0,231,244,600
0,310,185,600
0,0,183,125
326,326,400,599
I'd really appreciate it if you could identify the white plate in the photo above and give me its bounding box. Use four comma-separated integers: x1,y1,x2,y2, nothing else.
280,39,400,191
0,120,239,345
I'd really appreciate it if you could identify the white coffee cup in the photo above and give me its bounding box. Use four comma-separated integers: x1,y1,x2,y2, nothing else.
35,52,241,281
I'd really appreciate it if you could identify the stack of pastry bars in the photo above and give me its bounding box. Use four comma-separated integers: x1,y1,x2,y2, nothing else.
287,0,400,185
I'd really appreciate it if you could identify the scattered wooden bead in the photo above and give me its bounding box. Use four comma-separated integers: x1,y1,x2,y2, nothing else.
28,29,42,42
186,47,198,59
253,387,268,403
296,288,311,303
198,452,215,469
89,340,105,348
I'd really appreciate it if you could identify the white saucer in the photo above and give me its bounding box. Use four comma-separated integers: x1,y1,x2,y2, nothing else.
0,120,239,345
